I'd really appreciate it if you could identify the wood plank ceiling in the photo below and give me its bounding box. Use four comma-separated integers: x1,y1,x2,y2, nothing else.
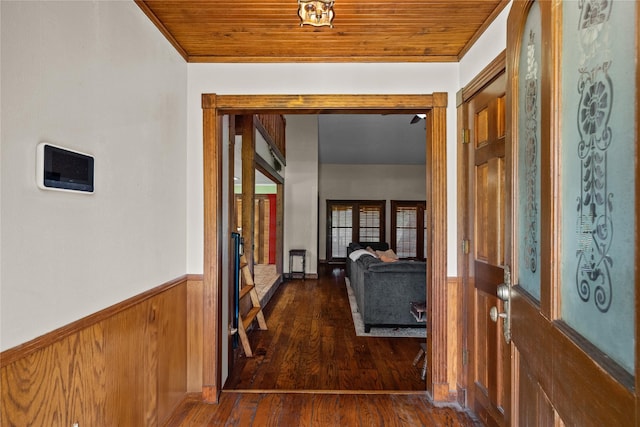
136,1,509,62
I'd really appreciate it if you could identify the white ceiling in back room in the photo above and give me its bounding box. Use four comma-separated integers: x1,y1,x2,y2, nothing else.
318,114,426,165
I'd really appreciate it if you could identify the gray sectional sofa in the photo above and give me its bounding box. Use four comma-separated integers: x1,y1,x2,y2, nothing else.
346,242,427,333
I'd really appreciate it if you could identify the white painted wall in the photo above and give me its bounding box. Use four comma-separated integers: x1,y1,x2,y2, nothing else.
318,164,427,260
284,115,319,275
0,0,509,351
459,1,512,87
0,2,187,350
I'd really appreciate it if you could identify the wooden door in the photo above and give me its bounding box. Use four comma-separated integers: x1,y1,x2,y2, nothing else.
462,67,509,426
504,1,639,425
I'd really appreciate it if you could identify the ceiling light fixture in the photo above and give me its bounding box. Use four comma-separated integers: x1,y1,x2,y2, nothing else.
298,0,334,28
410,114,427,124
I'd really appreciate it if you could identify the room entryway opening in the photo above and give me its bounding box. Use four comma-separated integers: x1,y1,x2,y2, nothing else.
201,94,451,403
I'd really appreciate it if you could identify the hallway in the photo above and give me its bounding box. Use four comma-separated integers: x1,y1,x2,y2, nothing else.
166,266,482,426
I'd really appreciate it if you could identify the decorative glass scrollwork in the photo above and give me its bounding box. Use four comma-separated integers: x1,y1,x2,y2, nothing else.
524,30,539,274
574,0,614,313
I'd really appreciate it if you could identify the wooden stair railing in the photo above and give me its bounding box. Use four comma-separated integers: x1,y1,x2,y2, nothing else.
237,254,267,357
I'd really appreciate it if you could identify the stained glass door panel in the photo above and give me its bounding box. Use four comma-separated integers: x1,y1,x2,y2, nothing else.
559,0,636,375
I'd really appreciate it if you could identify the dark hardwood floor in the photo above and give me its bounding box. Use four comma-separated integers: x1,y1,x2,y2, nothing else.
225,266,426,391
167,392,483,426
166,266,482,426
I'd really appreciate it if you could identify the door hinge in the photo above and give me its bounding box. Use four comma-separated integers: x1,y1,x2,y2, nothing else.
462,349,469,366
462,128,470,144
462,239,470,255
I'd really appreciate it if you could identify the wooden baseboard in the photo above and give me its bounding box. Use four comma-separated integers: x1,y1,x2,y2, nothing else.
456,384,467,407
432,382,458,403
285,273,318,280
223,389,428,395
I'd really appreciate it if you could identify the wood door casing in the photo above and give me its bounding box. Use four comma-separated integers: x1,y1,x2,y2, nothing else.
203,93,450,402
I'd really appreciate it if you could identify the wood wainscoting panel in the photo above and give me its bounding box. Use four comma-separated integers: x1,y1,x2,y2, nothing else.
187,275,204,392
1,326,107,426
1,276,190,427
447,276,460,399
156,283,187,423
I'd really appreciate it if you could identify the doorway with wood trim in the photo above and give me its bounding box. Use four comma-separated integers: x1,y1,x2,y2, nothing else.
201,94,451,403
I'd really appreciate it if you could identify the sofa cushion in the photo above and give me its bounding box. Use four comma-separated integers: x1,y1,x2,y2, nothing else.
356,255,383,269
368,260,426,273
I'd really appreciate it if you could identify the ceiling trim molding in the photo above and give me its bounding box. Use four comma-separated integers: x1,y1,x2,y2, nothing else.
187,55,460,64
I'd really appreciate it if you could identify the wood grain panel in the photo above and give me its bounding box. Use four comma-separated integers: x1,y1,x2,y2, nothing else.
156,285,187,423
275,183,284,275
474,261,504,297
512,290,635,427
1,327,106,426
476,293,489,390
202,95,223,403
103,298,154,426
516,350,556,427
476,107,489,147
187,276,203,392
136,0,509,62
447,276,460,392
241,114,256,272
475,163,489,261
426,100,451,401
214,94,440,114
255,114,286,160
1,276,190,427
487,157,504,265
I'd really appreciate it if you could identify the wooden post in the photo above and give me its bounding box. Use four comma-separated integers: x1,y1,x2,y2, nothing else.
427,93,449,401
201,94,222,403
241,115,256,273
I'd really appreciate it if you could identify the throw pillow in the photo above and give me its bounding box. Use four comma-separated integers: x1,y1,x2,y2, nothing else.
376,249,399,260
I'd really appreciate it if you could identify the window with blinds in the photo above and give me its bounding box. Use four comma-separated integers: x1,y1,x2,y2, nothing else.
359,204,383,242
327,200,385,261
391,201,427,260
330,205,353,259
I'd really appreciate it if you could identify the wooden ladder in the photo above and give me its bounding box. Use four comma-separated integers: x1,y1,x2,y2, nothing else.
237,254,267,357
